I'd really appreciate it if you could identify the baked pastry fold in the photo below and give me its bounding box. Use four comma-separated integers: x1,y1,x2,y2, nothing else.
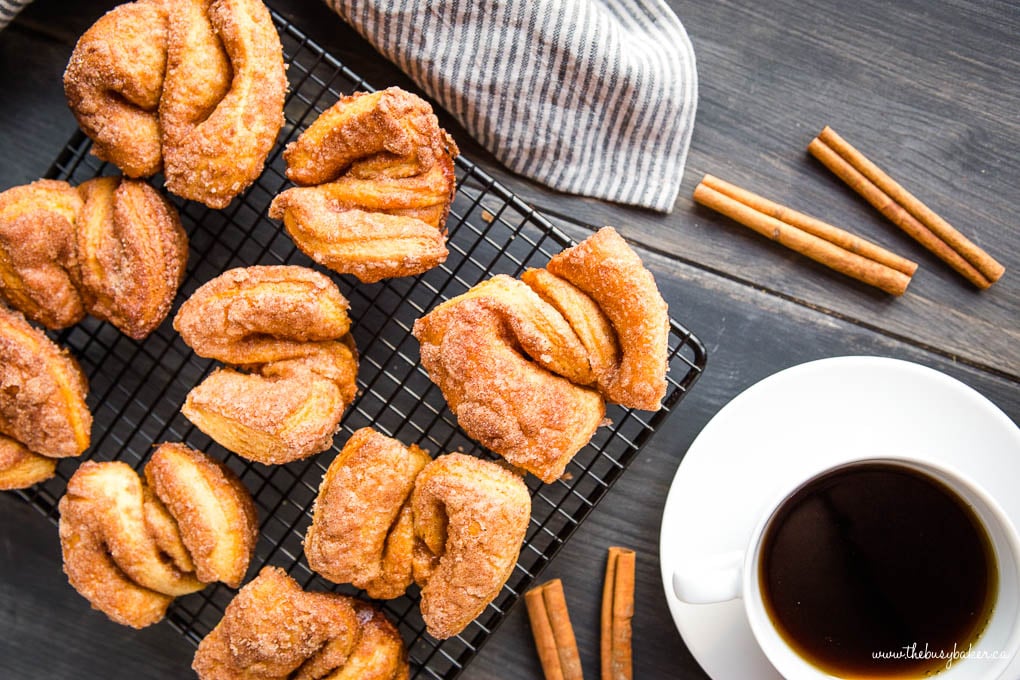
0,304,91,488
305,428,531,639
58,443,257,628
415,299,604,484
413,227,669,482
0,177,187,339
175,266,359,465
270,87,458,283
546,226,669,411
64,0,287,208
192,566,409,680
304,427,430,600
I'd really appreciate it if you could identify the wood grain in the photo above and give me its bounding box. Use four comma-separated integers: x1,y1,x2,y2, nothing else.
0,1,1017,679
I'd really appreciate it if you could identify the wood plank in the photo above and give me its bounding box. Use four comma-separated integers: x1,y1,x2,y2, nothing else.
0,2,1016,679
0,494,194,678
476,0,1020,376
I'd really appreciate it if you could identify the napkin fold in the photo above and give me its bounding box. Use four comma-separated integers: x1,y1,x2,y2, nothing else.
326,0,698,213
0,0,31,30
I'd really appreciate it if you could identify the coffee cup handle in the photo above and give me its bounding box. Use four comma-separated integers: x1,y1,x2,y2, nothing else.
672,550,744,604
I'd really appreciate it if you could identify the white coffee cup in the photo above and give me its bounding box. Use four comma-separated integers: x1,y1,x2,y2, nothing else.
672,454,1020,679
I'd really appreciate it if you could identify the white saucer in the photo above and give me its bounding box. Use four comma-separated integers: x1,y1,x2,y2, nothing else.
659,356,1020,679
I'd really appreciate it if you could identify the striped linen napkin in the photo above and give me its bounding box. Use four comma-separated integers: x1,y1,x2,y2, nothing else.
0,0,31,29
326,0,698,213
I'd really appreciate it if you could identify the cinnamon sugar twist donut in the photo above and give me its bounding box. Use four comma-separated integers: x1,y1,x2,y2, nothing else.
58,443,257,628
304,428,430,600
64,0,287,209
305,428,531,639
174,266,359,465
413,227,669,483
0,177,188,339
0,437,58,490
269,87,458,283
193,566,409,680
0,304,91,489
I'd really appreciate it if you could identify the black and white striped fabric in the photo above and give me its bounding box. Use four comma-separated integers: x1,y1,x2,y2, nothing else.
0,0,32,30
326,0,698,213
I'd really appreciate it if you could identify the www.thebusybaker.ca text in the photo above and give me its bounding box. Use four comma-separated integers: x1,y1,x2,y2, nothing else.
872,643,1009,670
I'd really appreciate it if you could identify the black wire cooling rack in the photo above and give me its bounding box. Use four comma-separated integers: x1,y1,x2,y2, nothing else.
17,8,706,679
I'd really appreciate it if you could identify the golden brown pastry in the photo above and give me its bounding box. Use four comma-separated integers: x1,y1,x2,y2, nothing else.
411,452,531,639
269,87,458,283
0,304,91,488
0,179,85,329
64,0,287,208
413,227,669,482
546,226,669,411
174,266,359,464
192,566,409,680
414,296,604,484
75,176,188,339
269,188,449,285
183,365,349,466
521,266,620,395
0,177,187,339
305,427,431,599
58,443,257,628
174,265,351,365
305,428,531,639
444,275,596,386
0,436,58,491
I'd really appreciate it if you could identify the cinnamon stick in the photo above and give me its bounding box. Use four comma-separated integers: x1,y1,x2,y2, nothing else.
702,175,917,276
810,126,1004,288
601,547,635,680
693,178,914,295
525,579,584,680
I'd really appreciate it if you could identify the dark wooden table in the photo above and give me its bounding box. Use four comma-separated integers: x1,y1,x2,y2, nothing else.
1,0,1017,678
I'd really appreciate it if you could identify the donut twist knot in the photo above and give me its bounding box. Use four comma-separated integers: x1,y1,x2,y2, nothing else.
0,304,91,490
58,443,258,628
412,227,670,483
64,0,287,209
0,177,188,339
193,566,409,680
304,428,531,639
269,87,458,283
174,266,359,465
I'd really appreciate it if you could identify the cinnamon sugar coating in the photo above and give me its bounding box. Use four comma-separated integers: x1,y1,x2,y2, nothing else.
192,566,408,680
0,176,187,339
269,87,458,283
521,267,620,395
0,180,85,329
76,176,188,339
413,226,670,481
305,429,531,639
305,427,431,599
174,266,351,365
57,443,257,628
546,227,669,410
411,452,531,639
64,0,287,208
175,266,359,465
0,304,91,483
414,297,604,484
0,436,58,490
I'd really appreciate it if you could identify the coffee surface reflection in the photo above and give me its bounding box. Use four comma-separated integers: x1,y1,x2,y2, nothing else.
760,462,997,678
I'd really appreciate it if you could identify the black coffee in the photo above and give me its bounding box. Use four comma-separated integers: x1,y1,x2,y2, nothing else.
759,462,997,678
